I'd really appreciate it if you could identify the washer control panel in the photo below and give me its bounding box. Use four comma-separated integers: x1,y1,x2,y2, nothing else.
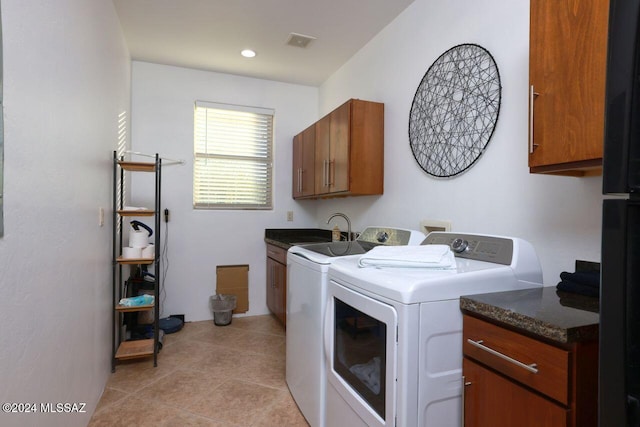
423,232,513,265
357,227,424,246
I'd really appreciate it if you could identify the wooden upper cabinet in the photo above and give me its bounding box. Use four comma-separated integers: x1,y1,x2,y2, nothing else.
529,0,609,176
297,98,383,199
292,124,315,199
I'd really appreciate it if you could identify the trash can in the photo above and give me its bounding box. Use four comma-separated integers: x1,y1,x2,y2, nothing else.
210,294,237,326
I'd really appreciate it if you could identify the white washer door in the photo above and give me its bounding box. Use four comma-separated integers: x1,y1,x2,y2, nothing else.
324,279,398,427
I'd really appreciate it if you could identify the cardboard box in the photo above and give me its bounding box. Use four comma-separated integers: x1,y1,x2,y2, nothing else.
216,264,249,314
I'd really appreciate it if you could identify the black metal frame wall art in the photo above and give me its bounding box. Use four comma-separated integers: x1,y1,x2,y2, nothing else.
409,43,502,178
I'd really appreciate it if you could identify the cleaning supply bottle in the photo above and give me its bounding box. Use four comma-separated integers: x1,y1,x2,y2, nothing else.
332,225,341,242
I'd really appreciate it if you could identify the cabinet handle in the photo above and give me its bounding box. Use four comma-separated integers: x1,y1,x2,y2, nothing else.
323,160,326,186
323,159,329,187
461,376,471,427
466,338,539,374
321,160,325,187
298,168,302,193
529,85,540,154
327,159,330,187
328,159,335,186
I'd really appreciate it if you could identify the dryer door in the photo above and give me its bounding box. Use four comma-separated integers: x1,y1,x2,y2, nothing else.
324,279,398,427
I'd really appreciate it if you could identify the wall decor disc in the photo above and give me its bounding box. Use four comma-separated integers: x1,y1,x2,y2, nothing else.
409,43,501,178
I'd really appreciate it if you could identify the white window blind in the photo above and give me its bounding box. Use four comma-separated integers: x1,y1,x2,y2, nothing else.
194,101,274,209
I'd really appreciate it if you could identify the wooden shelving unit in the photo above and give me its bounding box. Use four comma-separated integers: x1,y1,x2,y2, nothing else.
117,209,154,217
114,339,155,360
116,304,155,313
118,161,156,173
112,151,162,371
115,257,154,265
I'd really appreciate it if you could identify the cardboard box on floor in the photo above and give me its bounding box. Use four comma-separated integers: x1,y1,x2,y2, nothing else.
216,264,249,313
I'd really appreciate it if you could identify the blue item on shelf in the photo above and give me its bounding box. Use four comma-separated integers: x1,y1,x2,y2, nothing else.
119,294,154,307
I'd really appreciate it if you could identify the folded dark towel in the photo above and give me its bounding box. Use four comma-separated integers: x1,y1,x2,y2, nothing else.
559,271,600,288
556,280,600,297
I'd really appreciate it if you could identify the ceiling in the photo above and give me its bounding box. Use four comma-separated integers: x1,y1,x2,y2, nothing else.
112,0,415,86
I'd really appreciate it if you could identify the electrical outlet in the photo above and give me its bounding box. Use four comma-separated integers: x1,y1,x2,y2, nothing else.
287,211,294,221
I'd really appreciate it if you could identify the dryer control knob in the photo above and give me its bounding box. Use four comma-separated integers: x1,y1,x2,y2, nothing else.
451,238,469,253
376,231,389,243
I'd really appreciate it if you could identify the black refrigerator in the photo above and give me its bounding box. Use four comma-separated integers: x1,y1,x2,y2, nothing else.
600,0,640,426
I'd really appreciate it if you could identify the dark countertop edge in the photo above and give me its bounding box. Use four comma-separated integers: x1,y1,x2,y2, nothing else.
264,228,338,249
460,297,599,345
264,238,292,250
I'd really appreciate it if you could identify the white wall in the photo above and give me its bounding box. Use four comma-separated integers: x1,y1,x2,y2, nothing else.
130,61,318,321
0,1,130,426
316,0,602,285
129,0,603,322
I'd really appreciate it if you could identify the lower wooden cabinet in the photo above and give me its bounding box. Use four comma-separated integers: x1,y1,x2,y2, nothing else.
463,358,568,427
462,315,597,427
266,243,287,325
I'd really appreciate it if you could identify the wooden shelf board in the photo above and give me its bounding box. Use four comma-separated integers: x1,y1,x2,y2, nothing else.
116,303,154,312
115,339,154,360
118,161,155,172
117,209,154,217
116,257,154,265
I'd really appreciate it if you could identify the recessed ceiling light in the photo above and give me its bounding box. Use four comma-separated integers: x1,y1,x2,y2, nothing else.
241,49,256,58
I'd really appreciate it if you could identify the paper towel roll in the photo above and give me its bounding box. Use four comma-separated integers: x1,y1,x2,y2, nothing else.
129,230,149,248
142,244,155,259
122,247,142,259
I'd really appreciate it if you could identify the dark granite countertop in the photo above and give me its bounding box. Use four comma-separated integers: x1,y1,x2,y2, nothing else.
264,228,333,250
460,286,599,344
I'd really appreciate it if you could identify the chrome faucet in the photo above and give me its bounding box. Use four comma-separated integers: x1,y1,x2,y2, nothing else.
327,212,352,241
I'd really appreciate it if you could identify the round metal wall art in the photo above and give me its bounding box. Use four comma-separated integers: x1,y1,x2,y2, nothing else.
409,43,502,178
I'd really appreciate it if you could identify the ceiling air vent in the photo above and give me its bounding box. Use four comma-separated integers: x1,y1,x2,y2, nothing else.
286,32,316,48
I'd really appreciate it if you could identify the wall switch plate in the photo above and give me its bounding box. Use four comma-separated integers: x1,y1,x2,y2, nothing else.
99,207,104,227
287,211,294,221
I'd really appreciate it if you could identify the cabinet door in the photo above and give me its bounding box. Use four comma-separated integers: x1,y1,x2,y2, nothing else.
463,358,568,427
329,100,350,193
266,257,278,316
268,259,286,325
292,133,303,198
529,0,608,174
293,126,315,198
316,101,350,195
275,260,286,325
315,114,331,195
348,99,384,195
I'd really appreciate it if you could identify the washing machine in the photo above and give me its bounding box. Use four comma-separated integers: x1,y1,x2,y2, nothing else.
286,227,425,427
323,232,544,427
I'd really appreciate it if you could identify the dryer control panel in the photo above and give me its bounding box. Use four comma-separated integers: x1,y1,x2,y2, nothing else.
423,232,513,265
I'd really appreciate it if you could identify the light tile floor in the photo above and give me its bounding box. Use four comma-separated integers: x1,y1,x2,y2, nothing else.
88,315,309,427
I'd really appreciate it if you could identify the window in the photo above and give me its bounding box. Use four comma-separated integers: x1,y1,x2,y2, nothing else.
194,101,274,209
